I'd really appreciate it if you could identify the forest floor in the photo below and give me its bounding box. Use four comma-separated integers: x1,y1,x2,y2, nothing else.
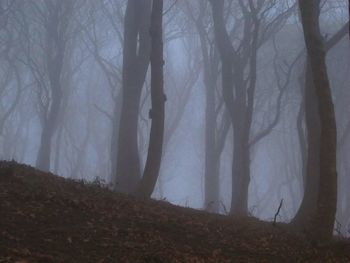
0,161,350,263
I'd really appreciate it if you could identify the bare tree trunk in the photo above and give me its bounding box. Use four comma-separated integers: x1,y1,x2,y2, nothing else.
194,4,221,212
36,0,70,172
110,95,122,183
137,0,164,198
115,0,151,193
209,0,284,216
36,65,63,171
231,130,250,216
292,61,320,227
209,0,243,215
204,85,219,212
292,17,348,236
298,0,338,241
210,0,250,216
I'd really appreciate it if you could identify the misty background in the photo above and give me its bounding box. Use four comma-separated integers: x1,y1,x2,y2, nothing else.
0,0,349,235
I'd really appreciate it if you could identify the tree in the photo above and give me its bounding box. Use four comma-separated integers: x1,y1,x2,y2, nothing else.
183,0,230,213
36,0,75,172
137,0,164,198
0,1,22,138
15,0,82,172
297,0,338,241
209,0,294,216
115,0,151,193
293,21,349,231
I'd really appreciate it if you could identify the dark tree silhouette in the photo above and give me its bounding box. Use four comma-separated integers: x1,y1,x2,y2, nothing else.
297,0,338,241
137,0,165,198
115,0,151,193
293,21,348,232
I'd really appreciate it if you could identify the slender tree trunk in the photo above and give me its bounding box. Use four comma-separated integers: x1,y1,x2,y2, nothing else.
195,10,221,212
230,17,259,216
115,0,151,193
210,0,243,215
137,0,164,198
297,0,338,241
296,79,307,190
210,0,264,216
110,94,122,183
204,86,219,212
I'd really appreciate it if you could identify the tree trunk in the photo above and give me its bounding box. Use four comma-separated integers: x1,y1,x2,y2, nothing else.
137,0,164,198
292,61,320,227
204,84,220,212
297,0,338,241
36,1,68,172
293,7,347,237
36,124,55,171
195,8,221,212
110,94,122,184
210,0,243,215
230,126,250,216
115,0,151,193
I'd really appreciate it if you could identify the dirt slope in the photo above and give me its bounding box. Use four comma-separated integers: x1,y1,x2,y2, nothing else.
0,161,349,262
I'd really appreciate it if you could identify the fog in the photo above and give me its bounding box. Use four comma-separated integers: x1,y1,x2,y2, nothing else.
0,0,349,236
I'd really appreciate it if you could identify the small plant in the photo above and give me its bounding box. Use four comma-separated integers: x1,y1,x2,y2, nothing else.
91,176,107,188
334,219,342,236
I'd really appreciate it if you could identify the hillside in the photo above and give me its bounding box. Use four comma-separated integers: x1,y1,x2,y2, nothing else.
0,161,349,262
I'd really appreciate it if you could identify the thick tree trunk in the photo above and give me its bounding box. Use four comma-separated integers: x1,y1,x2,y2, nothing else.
36,68,63,172
36,125,54,172
292,61,320,227
137,0,164,198
230,126,250,216
36,85,62,172
298,0,338,241
293,21,348,227
36,1,67,172
115,0,151,193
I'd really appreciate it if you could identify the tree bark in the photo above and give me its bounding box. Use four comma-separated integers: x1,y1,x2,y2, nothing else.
137,0,164,198
292,61,320,227
292,17,348,236
297,0,338,241
115,0,151,193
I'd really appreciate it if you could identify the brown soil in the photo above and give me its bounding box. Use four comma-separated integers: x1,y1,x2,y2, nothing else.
0,161,349,262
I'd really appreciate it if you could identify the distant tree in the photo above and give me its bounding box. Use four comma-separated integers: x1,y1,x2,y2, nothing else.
16,0,82,172
0,1,22,137
296,0,338,241
183,0,229,213
35,0,76,172
82,0,125,181
209,0,294,216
